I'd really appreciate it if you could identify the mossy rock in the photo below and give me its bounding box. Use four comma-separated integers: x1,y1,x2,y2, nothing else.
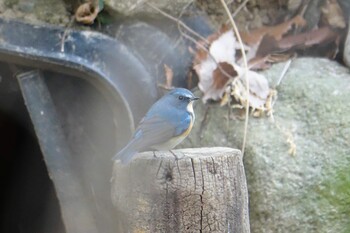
182,58,350,233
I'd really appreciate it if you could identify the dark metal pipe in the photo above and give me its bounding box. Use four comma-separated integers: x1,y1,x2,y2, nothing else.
16,70,98,233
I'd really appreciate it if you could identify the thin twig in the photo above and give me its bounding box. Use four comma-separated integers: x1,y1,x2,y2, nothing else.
182,30,237,81
60,16,75,52
178,0,194,18
125,0,147,14
275,58,293,87
199,105,210,140
231,0,250,19
270,58,293,121
226,88,232,136
220,0,249,157
146,2,209,44
148,1,237,82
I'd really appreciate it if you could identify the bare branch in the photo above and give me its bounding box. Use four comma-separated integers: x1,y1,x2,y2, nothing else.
220,0,250,157
146,2,209,44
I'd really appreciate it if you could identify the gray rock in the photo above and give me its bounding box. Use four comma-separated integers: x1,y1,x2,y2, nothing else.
288,0,302,11
182,58,350,233
1,0,69,25
104,0,193,16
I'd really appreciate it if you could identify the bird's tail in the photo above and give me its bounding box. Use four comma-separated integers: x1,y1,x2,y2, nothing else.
112,143,137,164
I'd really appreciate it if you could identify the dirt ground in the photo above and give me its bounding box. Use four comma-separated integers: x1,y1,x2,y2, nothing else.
197,0,292,29
0,0,70,26
0,0,295,30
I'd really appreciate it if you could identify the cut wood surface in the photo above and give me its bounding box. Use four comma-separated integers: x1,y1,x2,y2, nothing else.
111,147,250,233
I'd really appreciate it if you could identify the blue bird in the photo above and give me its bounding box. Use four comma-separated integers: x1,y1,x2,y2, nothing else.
113,88,199,164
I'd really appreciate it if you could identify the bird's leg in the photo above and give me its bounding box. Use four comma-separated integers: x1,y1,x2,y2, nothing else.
153,151,158,158
169,150,179,160
169,150,182,178
170,150,187,160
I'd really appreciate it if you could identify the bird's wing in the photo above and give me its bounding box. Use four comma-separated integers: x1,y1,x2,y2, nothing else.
141,110,192,136
174,114,192,136
118,108,192,154
112,115,175,163
134,115,178,149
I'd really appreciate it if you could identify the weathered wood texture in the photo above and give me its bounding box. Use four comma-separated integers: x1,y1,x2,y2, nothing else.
111,147,250,233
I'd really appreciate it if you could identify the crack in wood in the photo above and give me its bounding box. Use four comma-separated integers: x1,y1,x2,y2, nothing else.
199,105,210,140
175,159,181,180
200,160,205,233
111,148,249,233
211,156,217,174
156,159,163,177
190,158,196,189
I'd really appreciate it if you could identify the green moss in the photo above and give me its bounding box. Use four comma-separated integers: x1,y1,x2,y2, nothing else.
315,165,350,233
4,0,19,8
184,58,350,233
34,0,69,25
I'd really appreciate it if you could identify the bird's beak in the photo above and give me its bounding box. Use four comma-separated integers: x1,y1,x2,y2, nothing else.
191,96,199,101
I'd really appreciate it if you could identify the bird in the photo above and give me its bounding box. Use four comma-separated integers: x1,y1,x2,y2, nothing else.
113,88,199,164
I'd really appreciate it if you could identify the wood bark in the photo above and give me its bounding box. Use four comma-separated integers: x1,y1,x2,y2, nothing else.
111,147,250,233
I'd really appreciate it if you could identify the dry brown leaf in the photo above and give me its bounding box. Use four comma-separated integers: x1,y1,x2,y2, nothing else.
244,70,269,102
193,26,271,110
238,15,306,70
278,27,339,49
192,24,272,112
248,27,340,69
246,35,279,69
240,15,306,46
193,24,232,66
163,64,173,89
267,53,295,64
254,35,279,58
195,29,239,102
206,24,232,45
186,71,195,89
247,35,290,70
231,69,270,109
321,0,346,29
193,41,209,66
196,63,239,103
213,62,238,90
75,2,99,25
248,56,272,70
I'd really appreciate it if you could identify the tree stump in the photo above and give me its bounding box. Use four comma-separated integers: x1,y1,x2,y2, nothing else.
111,147,250,233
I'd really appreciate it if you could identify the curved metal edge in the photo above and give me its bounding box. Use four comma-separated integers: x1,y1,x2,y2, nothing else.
0,18,161,137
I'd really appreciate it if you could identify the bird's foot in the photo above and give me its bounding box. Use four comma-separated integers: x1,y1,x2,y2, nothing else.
169,150,186,160
153,151,158,158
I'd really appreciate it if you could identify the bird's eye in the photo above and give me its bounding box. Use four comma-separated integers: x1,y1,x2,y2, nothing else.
178,96,184,100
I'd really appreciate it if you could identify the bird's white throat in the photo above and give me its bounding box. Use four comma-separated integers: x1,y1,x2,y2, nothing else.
187,101,194,116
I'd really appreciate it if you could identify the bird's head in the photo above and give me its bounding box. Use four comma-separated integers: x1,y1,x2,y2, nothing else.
166,88,199,112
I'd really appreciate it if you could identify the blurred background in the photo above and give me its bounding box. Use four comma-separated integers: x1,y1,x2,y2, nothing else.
0,0,349,233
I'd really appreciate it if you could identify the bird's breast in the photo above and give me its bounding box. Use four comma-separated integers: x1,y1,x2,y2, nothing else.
181,114,194,138
186,101,195,116
152,113,194,151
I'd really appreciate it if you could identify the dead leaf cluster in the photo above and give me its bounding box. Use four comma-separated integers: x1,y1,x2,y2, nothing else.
240,1,345,70
192,26,273,113
75,0,102,25
191,0,346,113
